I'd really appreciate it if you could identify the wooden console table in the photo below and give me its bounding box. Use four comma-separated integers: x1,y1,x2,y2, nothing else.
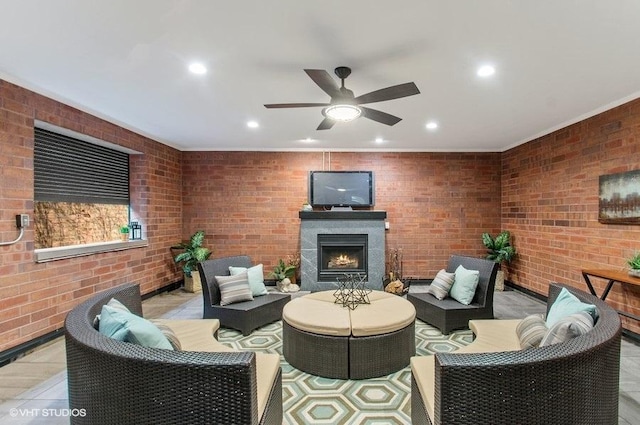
581,269,640,321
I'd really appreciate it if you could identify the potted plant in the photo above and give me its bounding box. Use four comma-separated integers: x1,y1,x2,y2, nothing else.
482,231,516,291
270,259,297,292
286,253,301,284
172,230,212,293
119,225,130,242
627,252,640,278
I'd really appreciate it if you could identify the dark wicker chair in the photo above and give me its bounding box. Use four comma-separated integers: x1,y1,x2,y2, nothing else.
197,255,291,335
411,282,622,425
64,283,283,425
407,255,498,334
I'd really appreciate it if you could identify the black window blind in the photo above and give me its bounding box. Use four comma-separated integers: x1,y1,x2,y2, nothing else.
34,128,129,204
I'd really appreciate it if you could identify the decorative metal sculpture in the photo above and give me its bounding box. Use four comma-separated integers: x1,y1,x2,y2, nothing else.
333,273,371,310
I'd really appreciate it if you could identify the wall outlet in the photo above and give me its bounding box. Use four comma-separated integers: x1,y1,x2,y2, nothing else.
16,214,29,228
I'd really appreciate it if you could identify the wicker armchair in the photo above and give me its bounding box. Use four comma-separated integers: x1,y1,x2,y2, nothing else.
411,282,622,425
197,255,291,335
407,255,498,334
64,283,282,425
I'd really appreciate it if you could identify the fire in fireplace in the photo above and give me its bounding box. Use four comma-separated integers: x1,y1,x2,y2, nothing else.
317,234,368,281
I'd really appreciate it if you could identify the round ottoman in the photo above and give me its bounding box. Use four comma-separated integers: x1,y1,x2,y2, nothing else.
282,290,416,379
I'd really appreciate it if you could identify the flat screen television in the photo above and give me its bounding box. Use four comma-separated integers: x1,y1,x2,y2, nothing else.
309,171,375,208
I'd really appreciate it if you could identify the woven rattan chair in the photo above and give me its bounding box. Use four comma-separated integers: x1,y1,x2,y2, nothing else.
411,282,622,425
197,255,291,335
64,283,282,425
407,255,498,334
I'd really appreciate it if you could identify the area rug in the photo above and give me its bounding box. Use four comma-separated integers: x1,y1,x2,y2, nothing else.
218,319,472,425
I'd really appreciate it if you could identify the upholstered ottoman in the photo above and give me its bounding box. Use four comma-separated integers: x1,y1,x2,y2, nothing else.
282,290,416,379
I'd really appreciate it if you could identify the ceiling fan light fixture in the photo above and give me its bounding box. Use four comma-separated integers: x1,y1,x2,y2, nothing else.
323,104,362,122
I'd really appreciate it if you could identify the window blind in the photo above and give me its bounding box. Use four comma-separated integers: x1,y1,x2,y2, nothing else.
34,128,129,204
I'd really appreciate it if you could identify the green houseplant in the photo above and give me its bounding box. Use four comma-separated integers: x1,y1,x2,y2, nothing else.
627,252,640,278
482,231,516,291
270,259,297,292
172,230,212,292
119,225,130,242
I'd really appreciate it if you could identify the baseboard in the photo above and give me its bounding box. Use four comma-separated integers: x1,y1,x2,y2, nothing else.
504,280,547,302
0,328,65,367
0,280,183,367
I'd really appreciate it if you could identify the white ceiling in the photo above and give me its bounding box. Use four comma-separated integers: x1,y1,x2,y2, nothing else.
2,1,640,152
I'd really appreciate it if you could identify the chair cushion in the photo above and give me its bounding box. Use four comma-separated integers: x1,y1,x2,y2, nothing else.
546,287,598,327
98,305,173,350
216,271,254,306
516,314,548,349
229,264,269,296
426,269,455,300
540,311,594,346
449,265,480,305
158,319,234,352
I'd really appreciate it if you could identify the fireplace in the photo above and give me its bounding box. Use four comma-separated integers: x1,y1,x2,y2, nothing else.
299,210,386,292
317,234,368,281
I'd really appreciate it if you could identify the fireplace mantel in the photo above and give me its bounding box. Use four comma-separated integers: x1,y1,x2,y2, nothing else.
299,210,386,292
299,211,387,220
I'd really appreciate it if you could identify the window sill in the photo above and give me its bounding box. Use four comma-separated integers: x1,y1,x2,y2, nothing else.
34,240,148,263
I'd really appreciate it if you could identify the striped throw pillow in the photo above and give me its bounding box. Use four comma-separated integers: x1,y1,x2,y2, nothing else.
150,320,182,350
540,311,594,347
215,271,254,306
426,269,455,300
516,314,548,349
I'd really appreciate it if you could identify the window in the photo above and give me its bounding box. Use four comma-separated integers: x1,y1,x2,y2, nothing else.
34,125,130,249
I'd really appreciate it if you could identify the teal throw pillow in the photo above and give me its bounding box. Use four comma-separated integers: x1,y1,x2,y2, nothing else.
229,264,268,296
546,287,598,327
99,304,173,350
449,265,480,305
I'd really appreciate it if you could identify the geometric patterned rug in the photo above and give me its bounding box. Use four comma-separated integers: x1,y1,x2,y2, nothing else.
219,319,472,424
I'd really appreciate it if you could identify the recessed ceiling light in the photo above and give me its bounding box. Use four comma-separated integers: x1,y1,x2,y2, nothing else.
477,65,495,77
188,62,207,75
375,137,384,144
246,121,259,129
426,121,438,130
300,137,315,143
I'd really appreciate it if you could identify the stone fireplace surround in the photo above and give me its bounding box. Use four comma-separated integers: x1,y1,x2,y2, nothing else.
299,211,386,292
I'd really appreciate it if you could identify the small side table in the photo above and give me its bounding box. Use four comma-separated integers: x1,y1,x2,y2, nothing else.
581,269,640,321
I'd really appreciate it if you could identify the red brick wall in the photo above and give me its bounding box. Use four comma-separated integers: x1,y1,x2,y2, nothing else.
181,151,502,279
3,73,639,354
502,98,640,333
0,80,183,352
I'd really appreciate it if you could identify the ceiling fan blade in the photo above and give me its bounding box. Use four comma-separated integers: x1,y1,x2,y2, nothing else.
361,107,402,126
264,103,329,108
354,82,420,105
316,117,336,130
305,69,341,98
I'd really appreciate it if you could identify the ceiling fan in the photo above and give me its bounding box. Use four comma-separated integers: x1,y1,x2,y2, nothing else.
264,66,420,130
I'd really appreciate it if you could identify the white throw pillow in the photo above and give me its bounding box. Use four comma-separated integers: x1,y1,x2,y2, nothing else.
449,265,480,305
229,264,268,296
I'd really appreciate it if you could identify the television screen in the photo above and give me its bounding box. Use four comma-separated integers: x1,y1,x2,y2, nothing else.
309,171,374,208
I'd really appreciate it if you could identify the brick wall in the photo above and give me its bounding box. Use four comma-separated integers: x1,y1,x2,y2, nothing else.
2,74,639,354
0,80,184,353
181,151,502,280
502,98,640,333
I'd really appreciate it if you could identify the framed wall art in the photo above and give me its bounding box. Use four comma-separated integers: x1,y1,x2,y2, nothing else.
599,169,640,224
